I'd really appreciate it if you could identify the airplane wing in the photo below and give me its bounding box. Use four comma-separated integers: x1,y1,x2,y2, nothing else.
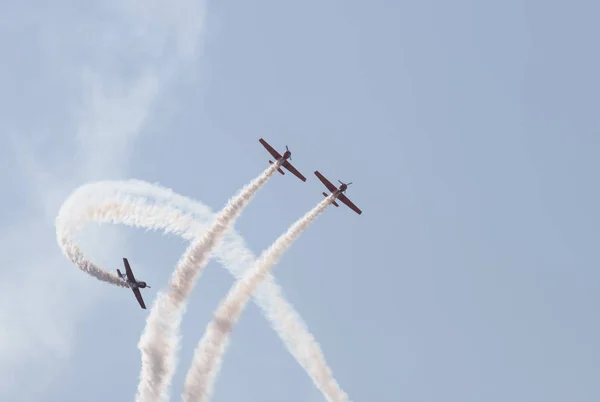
281,160,306,181
337,193,362,215
259,138,282,159
123,258,137,282
131,287,147,309
314,171,337,193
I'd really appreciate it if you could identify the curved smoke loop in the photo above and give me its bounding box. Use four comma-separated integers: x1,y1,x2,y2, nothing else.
55,179,349,402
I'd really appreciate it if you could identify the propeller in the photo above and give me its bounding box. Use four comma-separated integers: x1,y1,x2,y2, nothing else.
286,145,291,160
338,180,352,187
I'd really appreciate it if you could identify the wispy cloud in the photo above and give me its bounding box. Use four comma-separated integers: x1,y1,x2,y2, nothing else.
0,1,206,400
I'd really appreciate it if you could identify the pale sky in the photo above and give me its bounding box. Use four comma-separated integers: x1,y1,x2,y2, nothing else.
1,1,599,402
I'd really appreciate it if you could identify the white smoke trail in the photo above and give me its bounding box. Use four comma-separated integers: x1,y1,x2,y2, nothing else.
182,195,335,402
136,162,281,402
55,179,350,402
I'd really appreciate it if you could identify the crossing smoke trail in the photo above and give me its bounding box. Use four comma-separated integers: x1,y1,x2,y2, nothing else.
182,195,335,402
55,179,350,402
136,161,281,402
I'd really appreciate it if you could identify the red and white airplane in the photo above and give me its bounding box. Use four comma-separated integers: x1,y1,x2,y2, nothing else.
259,138,307,182
117,258,151,309
314,170,362,215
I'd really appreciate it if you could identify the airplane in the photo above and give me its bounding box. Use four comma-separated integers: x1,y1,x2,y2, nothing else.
117,258,151,309
259,138,307,182
314,170,362,215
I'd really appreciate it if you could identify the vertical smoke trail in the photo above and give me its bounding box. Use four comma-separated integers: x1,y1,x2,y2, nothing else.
135,162,281,402
181,195,334,402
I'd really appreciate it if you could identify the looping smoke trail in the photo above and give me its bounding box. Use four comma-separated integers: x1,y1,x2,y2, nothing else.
55,179,350,402
181,195,339,402
136,162,281,402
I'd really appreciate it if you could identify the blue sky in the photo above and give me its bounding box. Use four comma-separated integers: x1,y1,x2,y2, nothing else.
1,0,599,401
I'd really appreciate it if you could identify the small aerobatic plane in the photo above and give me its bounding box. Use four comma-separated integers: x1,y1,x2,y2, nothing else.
117,258,151,309
259,138,307,182
314,170,362,215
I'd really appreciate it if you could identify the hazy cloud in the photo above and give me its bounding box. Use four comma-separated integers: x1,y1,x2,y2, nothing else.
0,1,207,400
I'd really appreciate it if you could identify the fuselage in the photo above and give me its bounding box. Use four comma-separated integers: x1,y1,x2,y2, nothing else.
281,150,291,160
332,184,347,197
119,271,148,289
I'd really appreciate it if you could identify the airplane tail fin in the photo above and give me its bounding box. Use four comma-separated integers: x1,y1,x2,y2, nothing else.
322,192,339,207
117,269,123,278
269,160,285,175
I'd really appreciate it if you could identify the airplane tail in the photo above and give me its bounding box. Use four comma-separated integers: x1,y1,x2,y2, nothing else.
269,160,285,175
117,268,123,278
322,192,339,207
